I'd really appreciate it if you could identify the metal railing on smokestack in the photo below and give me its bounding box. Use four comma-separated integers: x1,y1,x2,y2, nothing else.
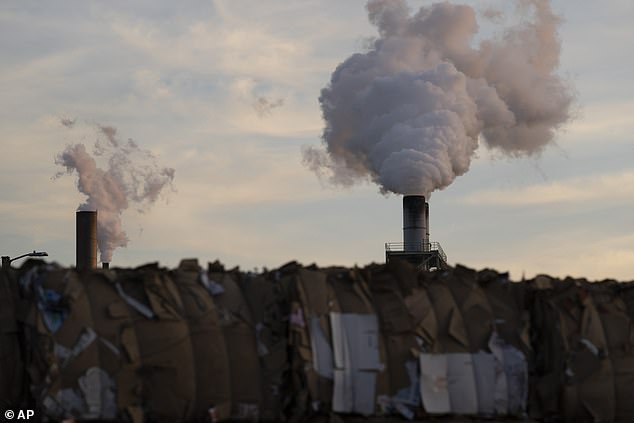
385,241,447,263
385,195,448,270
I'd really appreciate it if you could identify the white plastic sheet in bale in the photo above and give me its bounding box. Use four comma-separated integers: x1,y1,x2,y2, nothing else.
309,317,334,379
489,333,509,414
419,354,450,414
447,353,478,414
489,332,528,416
473,352,496,415
389,359,421,418
420,353,479,415
420,338,528,417
42,367,117,420
330,312,382,415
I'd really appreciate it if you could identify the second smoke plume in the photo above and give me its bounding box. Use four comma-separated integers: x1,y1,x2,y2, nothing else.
56,123,175,263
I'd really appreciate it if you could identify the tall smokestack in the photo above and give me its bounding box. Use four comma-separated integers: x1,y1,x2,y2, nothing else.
403,195,428,252
76,210,97,270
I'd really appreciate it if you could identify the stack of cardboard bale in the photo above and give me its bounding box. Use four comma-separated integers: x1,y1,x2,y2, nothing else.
288,260,531,420
17,261,233,422
2,258,634,422
0,263,26,412
288,265,390,419
530,276,634,422
8,259,291,422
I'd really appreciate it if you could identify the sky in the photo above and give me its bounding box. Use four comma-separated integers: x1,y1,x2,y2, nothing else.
1,0,633,281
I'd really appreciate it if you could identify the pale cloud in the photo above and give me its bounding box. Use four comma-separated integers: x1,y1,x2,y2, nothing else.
108,13,309,84
488,232,634,281
172,164,330,209
132,69,172,99
562,100,634,142
0,176,85,246
227,102,321,137
461,170,634,207
225,77,319,134
0,46,90,93
167,141,337,208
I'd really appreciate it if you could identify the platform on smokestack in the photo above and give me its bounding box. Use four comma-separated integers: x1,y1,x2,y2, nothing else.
385,195,448,270
385,241,447,270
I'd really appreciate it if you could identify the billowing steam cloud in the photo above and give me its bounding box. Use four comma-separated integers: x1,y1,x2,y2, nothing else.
304,0,574,196
55,123,175,263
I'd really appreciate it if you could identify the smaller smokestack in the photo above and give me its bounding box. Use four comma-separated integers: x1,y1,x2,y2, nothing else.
102,262,109,269
403,195,428,252
425,201,430,244
76,210,97,270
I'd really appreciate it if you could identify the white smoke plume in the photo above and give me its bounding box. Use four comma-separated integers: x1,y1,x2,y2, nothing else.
55,123,175,263
304,0,574,196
